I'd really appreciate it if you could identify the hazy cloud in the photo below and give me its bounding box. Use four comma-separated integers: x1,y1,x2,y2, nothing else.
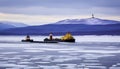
0,0,120,15
0,0,120,25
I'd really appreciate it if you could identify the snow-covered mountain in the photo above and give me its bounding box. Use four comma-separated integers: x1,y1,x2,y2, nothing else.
1,18,120,35
55,18,120,25
0,21,28,30
0,21,28,27
0,23,15,30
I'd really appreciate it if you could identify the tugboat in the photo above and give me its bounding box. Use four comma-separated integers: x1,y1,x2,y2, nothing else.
60,32,75,42
44,32,75,42
22,35,33,42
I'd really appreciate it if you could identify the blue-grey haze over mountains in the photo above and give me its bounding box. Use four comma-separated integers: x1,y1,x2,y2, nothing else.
0,18,120,35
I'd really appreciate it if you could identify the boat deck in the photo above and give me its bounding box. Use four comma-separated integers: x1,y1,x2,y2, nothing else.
22,40,58,43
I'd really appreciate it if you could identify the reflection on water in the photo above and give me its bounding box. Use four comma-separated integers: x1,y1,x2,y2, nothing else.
0,36,120,69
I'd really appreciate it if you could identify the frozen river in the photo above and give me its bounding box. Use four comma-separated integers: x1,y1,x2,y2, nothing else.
0,36,120,69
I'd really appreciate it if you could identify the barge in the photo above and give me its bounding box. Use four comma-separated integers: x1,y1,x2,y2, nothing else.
22,32,75,43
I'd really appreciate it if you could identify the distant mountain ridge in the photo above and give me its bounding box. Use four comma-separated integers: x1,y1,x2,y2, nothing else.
0,21,28,30
0,17,120,35
1,21,28,27
0,23,15,30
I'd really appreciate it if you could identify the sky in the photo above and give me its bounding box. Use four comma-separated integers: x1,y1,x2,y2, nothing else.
0,0,120,25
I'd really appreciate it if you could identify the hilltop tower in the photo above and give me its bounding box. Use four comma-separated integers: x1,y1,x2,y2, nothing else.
92,14,95,18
